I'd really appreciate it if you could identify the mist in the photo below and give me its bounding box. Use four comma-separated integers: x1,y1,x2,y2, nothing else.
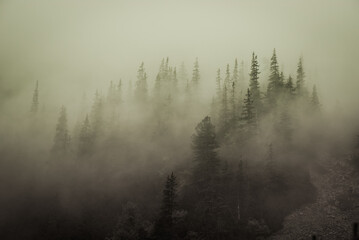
1,0,359,239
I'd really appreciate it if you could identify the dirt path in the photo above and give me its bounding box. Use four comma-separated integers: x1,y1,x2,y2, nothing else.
269,153,359,239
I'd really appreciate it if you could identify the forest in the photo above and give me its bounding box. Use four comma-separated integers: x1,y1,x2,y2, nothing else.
1,1,359,239
1,48,358,240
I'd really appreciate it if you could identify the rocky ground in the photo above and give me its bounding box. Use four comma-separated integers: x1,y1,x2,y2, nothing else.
270,153,359,240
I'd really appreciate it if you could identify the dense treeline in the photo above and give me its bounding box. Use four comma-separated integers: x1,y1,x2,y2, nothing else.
1,50,331,240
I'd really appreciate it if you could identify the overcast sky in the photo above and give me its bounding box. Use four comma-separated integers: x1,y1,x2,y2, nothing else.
0,0,358,110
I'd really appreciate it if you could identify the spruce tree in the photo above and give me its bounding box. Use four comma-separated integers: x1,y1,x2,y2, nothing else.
30,81,39,114
52,106,70,155
134,62,148,102
192,116,220,183
230,81,237,124
191,58,200,89
90,91,104,139
267,49,280,105
249,53,261,107
232,59,239,88
191,116,221,236
220,85,229,133
311,84,320,111
242,89,256,128
172,67,178,95
153,172,178,240
286,75,295,96
78,115,93,156
236,160,248,222
296,57,305,96
216,68,222,100
224,64,231,89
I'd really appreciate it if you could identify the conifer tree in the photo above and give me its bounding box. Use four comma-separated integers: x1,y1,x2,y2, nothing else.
220,85,229,133
311,84,320,111
191,58,200,89
52,106,70,155
224,64,231,89
242,89,256,128
154,73,162,98
296,57,305,96
239,60,246,88
286,75,295,96
192,116,220,185
134,62,148,102
78,115,93,156
153,172,178,240
109,203,145,240
249,53,261,107
279,71,285,88
216,69,222,100
90,91,104,139
191,116,222,236
267,49,280,104
31,81,39,114
232,59,239,87
230,81,237,124
236,160,248,222
171,67,178,96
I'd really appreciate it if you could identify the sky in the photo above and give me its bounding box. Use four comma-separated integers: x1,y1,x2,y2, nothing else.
0,0,358,111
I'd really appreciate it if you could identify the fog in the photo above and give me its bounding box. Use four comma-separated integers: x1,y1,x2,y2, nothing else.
1,0,359,106
0,0,359,239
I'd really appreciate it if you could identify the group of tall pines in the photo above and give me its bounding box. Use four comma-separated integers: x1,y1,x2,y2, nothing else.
25,49,323,240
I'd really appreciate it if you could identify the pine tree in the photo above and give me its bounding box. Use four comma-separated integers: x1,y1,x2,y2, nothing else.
296,57,305,96
311,84,320,111
236,160,248,222
172,67,178,95
232,59,239,88
192,116,220,185
239,60,245,88
153,172,178,240
31,81,39,114
191,116,222,236
230,81,237,124
216,68,222,100
191,58,200,89
134,62,148,102
220,85,229,133
109,202,145,240
90,91,104,139
52,106,70,155
279,71,285,88
249,53,261,107
267,49,280,105
154,73,162,98
242,89,256,128
224,64,231,89
286,75,295,96
78,115,93,156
